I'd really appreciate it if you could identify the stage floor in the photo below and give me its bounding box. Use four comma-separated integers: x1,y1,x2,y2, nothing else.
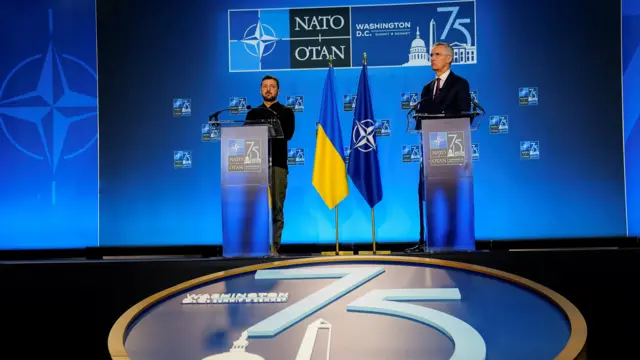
2,248,639,359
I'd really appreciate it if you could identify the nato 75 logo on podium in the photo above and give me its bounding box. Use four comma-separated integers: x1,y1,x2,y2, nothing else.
228,139,262,172
429,131,465,166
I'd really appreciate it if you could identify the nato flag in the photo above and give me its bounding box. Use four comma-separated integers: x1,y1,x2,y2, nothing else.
347,63,383,208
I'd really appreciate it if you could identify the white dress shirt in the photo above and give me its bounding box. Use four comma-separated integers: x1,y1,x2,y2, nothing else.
433,69,451,96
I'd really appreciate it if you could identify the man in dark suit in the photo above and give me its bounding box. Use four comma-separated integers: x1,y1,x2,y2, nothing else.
245,75,296,256
405,42,471,253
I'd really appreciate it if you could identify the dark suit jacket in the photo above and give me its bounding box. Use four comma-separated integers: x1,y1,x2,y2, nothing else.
245,101,295,170
416,71,471,130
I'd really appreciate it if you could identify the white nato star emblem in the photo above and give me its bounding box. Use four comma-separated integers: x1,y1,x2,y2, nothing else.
241,20,279,59
352,119,377,152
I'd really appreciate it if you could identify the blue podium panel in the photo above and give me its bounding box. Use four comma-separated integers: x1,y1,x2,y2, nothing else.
422,117,475,251
220,125,271,257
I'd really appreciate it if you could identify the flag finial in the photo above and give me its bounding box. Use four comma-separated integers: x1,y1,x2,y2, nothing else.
363,52,367,65
329,56,333,67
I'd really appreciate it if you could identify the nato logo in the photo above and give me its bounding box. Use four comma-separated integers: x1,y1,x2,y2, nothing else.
287,148,305,166
228,139,261,172
375,120,391,137
472,143,479,161
228,7,351,71
0,9,97,205
202,123,220,142
520,141,540,160
228,2,477,70
429,132,447,150
344,147,351,165
229,139,245,156
173,98,191,116
174,150,192,169
519,87,538,106
401,92,419,110
470,90,478,102
402,145,422,163
489,115,508,134
286,95,304,112
343,94,357,112
229,96,248,114
429,131,464,166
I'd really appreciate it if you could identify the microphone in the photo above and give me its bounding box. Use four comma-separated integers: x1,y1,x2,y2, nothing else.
208,105,254,121
248,105,279,119
408,97,429,114
470,98,485,114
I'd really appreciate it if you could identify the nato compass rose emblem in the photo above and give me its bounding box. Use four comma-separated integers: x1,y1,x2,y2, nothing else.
0,9,97,204
241,19,279,62
352,119,377,152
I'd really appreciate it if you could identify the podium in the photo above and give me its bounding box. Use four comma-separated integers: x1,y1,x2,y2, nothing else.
211,117,284,257
408,112,480,251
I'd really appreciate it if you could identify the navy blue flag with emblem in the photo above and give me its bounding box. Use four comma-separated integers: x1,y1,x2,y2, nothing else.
347,62,383,208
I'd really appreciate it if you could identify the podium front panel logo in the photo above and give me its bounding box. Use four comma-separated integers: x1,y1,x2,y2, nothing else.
287,148,305,165
228,1,476,71
173,98,191,116
520,141,540,160
286,95,304,112
402,145,422,163
228,139,262,172
489,115,508,134
429,131,465,166
343,94,357,111
519,87,538,106
229,96,248,114
401,92,419,110
375,120,391,137
174,150,192,169
472,143,479,160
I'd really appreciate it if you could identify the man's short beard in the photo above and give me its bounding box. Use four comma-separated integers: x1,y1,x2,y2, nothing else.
262,95,277,102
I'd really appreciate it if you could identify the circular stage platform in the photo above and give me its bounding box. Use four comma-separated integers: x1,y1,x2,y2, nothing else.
109,256,586,360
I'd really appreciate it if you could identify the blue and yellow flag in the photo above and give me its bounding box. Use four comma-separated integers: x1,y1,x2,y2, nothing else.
347,61,383,208
312,66,349,209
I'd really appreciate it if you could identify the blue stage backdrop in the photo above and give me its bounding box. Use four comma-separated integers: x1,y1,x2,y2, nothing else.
0,1,98,249
96,0,627,247
623,0,640,236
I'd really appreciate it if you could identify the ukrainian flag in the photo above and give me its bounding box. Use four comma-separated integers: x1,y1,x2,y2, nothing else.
312,65,349,209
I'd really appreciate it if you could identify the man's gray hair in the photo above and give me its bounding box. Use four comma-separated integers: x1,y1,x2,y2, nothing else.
432,42,454,57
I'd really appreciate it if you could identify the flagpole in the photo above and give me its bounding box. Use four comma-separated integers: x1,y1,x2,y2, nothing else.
371,207,376,253
357,52,390,256
320,56,353,257
336,205,340,253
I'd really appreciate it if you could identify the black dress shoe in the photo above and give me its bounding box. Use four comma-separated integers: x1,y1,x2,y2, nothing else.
404,243,425,253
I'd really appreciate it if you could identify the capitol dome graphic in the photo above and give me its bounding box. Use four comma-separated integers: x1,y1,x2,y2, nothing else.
404,26,430,66
202,331,265,360
403,19,477,66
